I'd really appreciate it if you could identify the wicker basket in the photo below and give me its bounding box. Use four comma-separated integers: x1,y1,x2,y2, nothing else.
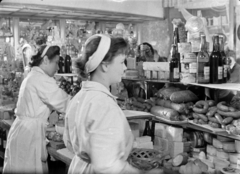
128,148,163,171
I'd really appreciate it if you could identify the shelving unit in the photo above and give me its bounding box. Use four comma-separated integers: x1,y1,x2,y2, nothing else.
152,117,240,141
122,77,240,91
122,77,240,141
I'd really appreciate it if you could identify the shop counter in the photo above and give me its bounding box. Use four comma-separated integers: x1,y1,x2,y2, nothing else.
47,146,73,166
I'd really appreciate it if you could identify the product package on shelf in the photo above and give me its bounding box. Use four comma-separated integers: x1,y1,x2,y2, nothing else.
142,62,169,80
187,32,201,52
129,121,140,139
154,122,187,157
180,52,197,83
133,136,153,149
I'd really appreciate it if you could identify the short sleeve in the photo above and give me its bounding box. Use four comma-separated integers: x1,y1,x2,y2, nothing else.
37,77,70,114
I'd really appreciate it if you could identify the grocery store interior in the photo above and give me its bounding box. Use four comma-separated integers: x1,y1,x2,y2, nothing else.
1,0,240,174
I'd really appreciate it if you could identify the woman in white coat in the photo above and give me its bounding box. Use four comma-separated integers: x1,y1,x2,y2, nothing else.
63,34,163,174
3,45,71,174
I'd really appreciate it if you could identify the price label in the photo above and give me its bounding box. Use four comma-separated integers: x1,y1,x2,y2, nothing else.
204,67,210,80
173,68,179,79
218,66,223,80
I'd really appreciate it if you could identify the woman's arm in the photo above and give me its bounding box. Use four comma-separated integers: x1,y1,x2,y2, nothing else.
37,77,71,114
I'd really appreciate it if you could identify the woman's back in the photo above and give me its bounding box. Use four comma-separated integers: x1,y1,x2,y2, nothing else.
64,81,134,173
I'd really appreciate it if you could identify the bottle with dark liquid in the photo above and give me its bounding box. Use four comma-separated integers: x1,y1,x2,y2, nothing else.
58,56,65,73
217,35,223,83
210,35,221,84
64,55,72,73
219,36,229,83
197,34,210,84
169,44,180,82
173,27,181,72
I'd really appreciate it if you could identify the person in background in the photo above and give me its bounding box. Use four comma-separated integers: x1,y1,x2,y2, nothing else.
218,50,240,102
3,45,71,174
63,34,163,174
137,42,155,62
35,37,46,50
153,49,167,62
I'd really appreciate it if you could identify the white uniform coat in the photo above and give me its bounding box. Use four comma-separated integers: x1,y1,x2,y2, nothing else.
64,81,140,174
3,67,70,174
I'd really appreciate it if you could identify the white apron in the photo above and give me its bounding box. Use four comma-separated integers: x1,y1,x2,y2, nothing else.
3,116,48,174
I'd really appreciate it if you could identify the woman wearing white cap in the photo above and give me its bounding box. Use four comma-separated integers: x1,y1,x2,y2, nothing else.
3,45,71,174
63,34,163,174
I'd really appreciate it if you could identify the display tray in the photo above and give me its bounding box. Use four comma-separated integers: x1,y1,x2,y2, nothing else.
123,110,155,120
153,116,188,125
188,120,226,133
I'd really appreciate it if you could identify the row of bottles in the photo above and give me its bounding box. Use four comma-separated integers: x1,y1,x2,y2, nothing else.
209,35,230,84
169,27,231,84
58,55,72,74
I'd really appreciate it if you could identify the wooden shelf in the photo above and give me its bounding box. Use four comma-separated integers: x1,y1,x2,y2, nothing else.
122,77,240,92
152,118,240,141
123,110,154,120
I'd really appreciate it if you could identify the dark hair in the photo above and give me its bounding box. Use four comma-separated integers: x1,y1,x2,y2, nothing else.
75,36,128,78
29,45,60,67
137,42,154,55
35,37,46,46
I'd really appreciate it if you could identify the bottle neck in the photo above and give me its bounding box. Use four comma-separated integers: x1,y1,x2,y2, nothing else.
219,43,224,52
213,42,219,52
173,28,179,45
199,36,206,52
170,45,177,60
212,36,219,52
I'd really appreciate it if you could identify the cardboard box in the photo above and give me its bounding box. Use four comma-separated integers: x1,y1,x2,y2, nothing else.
129,121,140,139
135,141,153,149
154,123,168,138
169,141,184,158
154,136,169,152
165,126,183,142
136,136,151,143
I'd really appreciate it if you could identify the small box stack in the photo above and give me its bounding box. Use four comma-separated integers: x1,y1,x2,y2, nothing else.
133,136,154,149
154,123,186,158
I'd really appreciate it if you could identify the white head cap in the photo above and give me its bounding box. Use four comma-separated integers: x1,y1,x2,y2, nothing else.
84,34,111,73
